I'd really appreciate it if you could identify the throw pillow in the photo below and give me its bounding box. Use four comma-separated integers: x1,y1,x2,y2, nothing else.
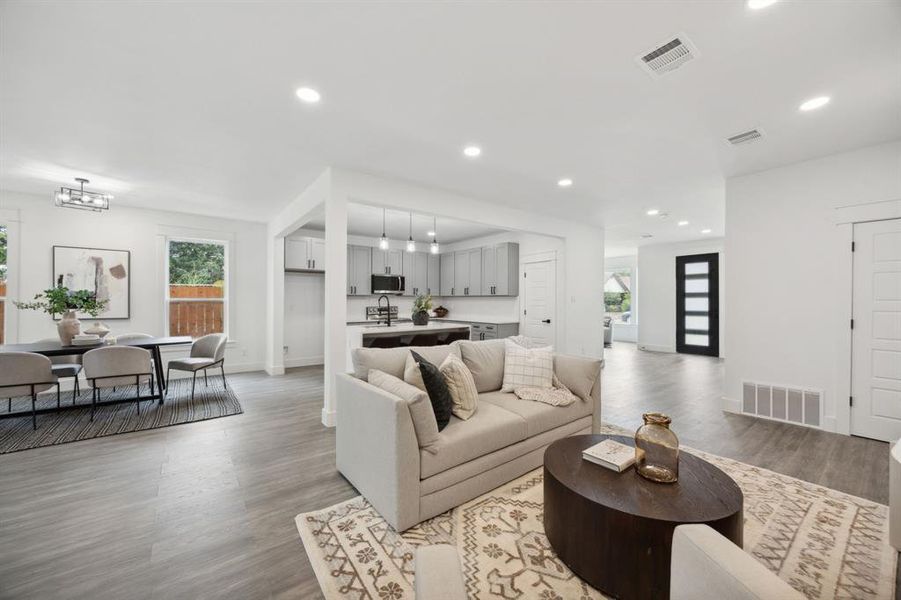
501,338,554,392
367,369,440,453
403,351,426,391
439,353,479,420
457,339,505,393
410,351,453,431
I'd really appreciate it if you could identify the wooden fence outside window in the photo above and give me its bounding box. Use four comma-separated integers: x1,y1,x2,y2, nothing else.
168,284,224,339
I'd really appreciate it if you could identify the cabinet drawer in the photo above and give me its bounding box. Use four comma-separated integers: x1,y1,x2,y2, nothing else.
483,324,496,331
470,323,483,331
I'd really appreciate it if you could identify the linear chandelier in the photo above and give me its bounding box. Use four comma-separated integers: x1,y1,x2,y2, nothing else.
54,178,112,212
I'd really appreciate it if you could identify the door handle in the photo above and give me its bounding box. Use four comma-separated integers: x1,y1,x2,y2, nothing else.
542,319,551,324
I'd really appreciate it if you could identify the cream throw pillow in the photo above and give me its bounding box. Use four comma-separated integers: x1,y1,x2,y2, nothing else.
403,352,427,391
439,353,479,420
501,338,554,392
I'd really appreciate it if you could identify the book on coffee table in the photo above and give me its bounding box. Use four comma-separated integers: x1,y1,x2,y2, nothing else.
582,438,636,472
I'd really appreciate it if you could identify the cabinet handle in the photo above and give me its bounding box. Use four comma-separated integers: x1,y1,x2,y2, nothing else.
312,259,315,269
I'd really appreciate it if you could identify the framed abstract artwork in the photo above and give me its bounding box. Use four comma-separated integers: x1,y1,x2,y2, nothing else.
52,246,131,319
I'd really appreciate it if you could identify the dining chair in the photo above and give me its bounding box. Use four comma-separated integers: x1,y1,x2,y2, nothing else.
37,338,83,404
83,346,154,421
165,333,227,400
0,352,60,430
114,333,155,391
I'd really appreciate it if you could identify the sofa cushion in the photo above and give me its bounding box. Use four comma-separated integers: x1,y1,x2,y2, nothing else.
456,339,505,393
500,339,554,392
479,390,592,437
352,344,461,381
420,401,528,479
440,353,479,420
554,354,602,402
367,369,440,453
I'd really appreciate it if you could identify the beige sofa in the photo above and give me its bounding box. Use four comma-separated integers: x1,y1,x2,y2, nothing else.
336,338,603,532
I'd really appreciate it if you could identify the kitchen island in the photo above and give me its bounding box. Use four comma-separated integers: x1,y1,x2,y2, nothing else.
345,321,470,370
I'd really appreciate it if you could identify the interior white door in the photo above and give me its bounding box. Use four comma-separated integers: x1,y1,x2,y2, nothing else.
851,218,901,441
521,258,556,347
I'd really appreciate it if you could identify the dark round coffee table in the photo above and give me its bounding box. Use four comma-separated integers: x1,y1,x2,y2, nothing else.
543,434,743,600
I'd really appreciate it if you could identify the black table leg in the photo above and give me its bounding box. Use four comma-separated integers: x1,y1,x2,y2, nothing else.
152,345,166,404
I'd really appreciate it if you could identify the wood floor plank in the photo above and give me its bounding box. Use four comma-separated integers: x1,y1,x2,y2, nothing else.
0,347,890,599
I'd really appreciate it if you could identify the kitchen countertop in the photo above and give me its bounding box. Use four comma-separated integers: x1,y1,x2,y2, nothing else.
347,321,471,336
346,316,519,326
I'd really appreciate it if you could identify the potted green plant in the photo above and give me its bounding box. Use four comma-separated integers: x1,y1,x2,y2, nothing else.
15,285,109,345
412,293,433,326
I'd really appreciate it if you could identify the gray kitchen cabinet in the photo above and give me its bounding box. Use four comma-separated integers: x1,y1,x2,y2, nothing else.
454,248,482,296
481,242,519,296
403,252,429,296
285,237,326,271
440,252,456,296
347,245,372,296
427,253,440,296
371,249,403,275
469,322,519,341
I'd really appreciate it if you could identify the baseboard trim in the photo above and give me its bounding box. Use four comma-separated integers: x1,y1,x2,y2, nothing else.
722,396,741,414
265,365,286,376
285,356,324,368
321,408,336,428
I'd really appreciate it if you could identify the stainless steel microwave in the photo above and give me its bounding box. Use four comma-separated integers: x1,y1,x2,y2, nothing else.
371,274,405,295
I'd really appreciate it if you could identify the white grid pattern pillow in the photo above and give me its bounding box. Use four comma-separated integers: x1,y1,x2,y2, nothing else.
501,338,554,392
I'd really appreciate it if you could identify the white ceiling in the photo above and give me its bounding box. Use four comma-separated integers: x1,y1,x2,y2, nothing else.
2,1,899,254
302,203,505,244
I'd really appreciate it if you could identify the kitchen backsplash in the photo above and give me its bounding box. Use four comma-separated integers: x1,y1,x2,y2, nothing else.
346,295,519,322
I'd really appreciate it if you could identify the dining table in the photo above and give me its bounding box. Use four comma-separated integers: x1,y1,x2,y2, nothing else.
0,336,192,420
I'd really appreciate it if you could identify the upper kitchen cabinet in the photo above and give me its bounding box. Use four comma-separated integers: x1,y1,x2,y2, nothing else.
481,242,519,296
347,245,372,296
440,252,455,296
454,248,482,296
403,252,430,297
285,237,325,271
371,248,403,275
427,253,440,296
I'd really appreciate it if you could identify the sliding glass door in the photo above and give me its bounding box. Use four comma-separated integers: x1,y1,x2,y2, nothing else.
675,253,719,357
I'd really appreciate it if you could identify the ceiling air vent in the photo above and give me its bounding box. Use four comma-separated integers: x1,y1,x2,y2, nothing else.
726,128,764,146
636,33,699,78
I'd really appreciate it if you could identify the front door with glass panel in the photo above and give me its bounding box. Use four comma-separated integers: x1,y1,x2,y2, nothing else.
676,253,719,357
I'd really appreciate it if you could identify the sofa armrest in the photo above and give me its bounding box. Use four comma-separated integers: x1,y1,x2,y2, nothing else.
335,373,421,532
671,525,803,600
553,353,603,433
415,545,467,600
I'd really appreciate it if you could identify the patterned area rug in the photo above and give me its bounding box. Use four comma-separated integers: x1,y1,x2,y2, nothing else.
0,377,242,453
296,441,896,600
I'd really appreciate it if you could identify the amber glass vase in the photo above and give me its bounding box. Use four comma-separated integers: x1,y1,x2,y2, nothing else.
634,413,679,483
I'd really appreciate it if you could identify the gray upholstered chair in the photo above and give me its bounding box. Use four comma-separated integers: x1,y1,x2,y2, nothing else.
83,346,154,421
116,333,153,344
37,338,83,404
166,333,227,399
0,352,60,430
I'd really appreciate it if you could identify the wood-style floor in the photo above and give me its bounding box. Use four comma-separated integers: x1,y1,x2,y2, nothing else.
0,343,889,599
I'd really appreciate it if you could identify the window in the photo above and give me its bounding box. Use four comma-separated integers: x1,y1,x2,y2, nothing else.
0,225,6,343
166,239,227,338
604,268,633,324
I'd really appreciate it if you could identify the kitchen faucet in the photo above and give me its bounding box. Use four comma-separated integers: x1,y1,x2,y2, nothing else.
377,294,392,327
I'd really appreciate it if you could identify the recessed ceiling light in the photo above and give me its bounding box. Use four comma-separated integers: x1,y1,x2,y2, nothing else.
557,178,573,188
701,228,712,234
295,87,321,104
678,220,689,226
799,96,830,112
646,209,660,216
747,0,778,9
463,145,481,158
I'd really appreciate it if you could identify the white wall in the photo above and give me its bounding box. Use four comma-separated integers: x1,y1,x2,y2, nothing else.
283,272,324,367
605,254,637,343
636,238,725,354
724,141,901,432
0,190,268,371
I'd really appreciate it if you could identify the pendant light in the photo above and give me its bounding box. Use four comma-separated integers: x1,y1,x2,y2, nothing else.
430,217,440,254
406,212,416,252
379,208,389,250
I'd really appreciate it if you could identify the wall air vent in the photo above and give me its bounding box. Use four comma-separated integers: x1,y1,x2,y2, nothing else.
742,381,822,428
727,129,764,146
636,34,699,78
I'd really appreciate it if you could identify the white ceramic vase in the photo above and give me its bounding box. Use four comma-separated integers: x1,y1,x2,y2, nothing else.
57,311,81,346
84,321,110,338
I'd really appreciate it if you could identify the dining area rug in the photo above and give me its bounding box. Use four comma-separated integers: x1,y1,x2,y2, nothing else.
0,377,242,453
296,443,896,600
